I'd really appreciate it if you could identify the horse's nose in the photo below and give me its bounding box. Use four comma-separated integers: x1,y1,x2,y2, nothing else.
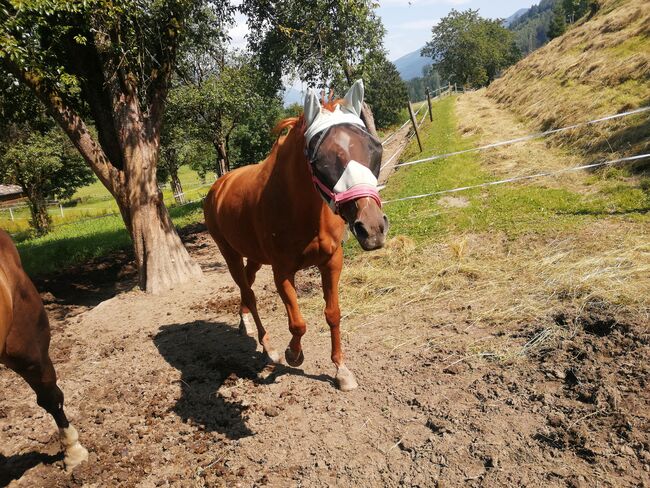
353,220,370,240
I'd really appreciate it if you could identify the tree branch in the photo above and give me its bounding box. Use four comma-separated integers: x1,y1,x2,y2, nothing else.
1,58,119,194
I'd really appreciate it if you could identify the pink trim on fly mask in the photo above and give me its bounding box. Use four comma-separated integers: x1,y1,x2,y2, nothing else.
311,175,383,211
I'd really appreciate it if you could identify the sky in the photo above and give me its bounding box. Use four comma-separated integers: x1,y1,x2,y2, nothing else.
228,0,540,68
379,0,539,60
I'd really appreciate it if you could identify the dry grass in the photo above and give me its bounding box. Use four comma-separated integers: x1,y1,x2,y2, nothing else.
487,0,650,160
456,91,588,192
299,221,649,360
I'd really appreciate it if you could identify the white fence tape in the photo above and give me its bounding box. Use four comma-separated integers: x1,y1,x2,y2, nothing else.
382,153,650,204
393,106,650,169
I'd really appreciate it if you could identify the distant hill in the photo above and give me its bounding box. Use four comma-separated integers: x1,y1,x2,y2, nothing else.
488,0,650,158
393,48,433,81
508,0,557,55
503,8,529,27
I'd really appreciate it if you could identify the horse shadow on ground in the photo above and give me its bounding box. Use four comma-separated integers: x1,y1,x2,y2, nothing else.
154,320,332,439
0,452,62,487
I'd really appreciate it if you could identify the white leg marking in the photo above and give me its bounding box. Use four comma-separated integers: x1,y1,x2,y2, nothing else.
239,312,256,337
335,364,359,392
59,424,89,471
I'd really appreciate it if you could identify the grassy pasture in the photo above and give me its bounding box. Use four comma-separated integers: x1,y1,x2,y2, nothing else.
0,166,210,236
330,94,649,356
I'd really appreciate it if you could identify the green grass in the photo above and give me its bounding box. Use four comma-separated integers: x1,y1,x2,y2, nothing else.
8,95,650,277
15,201,204,276
377,96,650,242
0,166,210,234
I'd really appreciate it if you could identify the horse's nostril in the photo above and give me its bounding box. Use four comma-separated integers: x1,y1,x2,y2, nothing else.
353,221,369,239
382,215,389,234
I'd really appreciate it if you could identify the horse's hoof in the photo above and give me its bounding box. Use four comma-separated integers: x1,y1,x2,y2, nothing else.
59,425,89,472
238,313,256,337
266,348,282,365
285,348,305,367
64,443,89,472
335,365,358,392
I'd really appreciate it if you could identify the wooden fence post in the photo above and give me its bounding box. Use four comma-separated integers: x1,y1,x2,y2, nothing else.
426,88,433,122
407,102,423,153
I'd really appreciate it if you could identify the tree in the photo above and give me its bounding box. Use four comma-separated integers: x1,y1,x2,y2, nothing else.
0,1,231,292
406,69,443,102
422,9,521,88
548,3,567,39
364,57,408,129
167,52,283,177
0,127,94,235
0,77,94,235
243,0,386,135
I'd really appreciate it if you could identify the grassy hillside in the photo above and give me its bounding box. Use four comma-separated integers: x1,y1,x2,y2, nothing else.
488,0,650,160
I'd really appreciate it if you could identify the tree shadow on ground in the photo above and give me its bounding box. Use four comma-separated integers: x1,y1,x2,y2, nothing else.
0,452,62,487
154,320,332,439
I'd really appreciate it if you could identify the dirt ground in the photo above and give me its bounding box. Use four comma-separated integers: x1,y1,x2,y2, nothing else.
1,98,649,487
1,227,648,488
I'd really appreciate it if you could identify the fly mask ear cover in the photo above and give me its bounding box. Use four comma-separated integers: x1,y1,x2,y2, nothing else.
303,81,383,212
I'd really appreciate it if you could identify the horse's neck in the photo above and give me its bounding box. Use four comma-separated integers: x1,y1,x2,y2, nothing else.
269,129,322,209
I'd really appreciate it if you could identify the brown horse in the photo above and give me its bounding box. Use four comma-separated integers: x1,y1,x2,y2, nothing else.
204,80,387,390
0,230,88,470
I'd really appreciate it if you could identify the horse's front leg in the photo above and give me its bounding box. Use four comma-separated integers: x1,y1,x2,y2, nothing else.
273,269,306,367
319,247,358,391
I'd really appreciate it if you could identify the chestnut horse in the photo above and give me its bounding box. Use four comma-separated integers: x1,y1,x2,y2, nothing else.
204,80,387,390
0,230,88,470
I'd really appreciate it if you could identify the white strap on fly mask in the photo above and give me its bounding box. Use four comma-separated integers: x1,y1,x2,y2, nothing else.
304,105,366,146
333,160,378,193
303,79,367,146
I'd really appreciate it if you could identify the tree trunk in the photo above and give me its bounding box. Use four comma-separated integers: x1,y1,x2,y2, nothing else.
169,167,185,204
361,102,379,139
3,40,203,294
214,141,230,178
26,191,51,236
114,142,201,294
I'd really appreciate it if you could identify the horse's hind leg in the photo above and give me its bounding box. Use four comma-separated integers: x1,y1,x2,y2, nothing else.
239,259,262,337
220,247,280,363
4,308,88,470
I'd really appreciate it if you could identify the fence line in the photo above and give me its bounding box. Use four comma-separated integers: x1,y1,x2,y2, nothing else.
381,92,443,147
382,153,650,204
393,105,650,169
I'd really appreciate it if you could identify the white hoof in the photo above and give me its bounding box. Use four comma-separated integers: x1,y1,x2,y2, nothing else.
335,364,358,392
239,313,256,337
59,425,89,471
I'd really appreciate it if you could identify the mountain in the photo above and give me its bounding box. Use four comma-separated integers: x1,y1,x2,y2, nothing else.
507,0,557,54
503,8,529,27
393,48,434,81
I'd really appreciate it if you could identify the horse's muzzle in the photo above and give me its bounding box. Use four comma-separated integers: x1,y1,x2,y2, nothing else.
341,197,388,251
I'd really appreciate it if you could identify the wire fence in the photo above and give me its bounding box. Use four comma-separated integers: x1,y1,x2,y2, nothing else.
382,153,650,204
